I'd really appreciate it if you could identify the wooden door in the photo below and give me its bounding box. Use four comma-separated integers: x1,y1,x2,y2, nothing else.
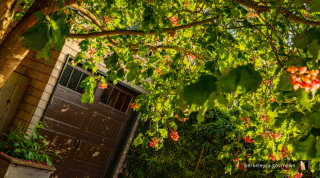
39,64,138,178
0,72,30,140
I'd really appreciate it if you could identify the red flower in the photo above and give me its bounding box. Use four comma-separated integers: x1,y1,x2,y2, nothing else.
98,82,108,89
170,130,179,141
272,131,281,139
188,54,196,59
294,172,303,178
298,66,307,74
183,118,187,122
287,66,297,74
261,115,270,122
243,135,254,143
130,103,140,109
237,161,247,171
269,154,277,161
150,138,159,148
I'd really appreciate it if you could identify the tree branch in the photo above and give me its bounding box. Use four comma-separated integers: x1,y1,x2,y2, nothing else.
236,0,319,26
66,16,219,39
129,44,206,60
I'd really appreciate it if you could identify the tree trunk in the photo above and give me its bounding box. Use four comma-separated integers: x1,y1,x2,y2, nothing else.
0,0,22,44
0,0,81,88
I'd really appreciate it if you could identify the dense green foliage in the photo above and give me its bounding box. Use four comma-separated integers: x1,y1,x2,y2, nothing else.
120,109,319,177
0,121,60,167
14,0,320,176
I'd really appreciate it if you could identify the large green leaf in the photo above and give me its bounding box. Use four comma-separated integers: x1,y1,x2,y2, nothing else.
276,73,292,91
289,111,304,125
22,23,50,51
292,31,311,49
296,89,311,111
298,133,317,160
309,0,320,12
182,75,217,107
310,112,320,127
216,64,262,93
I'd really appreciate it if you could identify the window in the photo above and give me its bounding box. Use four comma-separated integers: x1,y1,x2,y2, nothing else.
59,64,90,94
99,86,132,113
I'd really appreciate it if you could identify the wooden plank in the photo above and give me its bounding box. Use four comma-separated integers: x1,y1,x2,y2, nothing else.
0,74,30,140
0,154,56,171
0,73,20,120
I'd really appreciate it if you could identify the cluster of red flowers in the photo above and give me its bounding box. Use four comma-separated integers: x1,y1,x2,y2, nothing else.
170,130,179,141
261,114,270,122
64,9,70,15
104,16,113,23
246,153,251,158
269,154,277,161
130,103,140,109
280,146,290,159
84,26,91,32
168,16,179,26
184,2,189,7
88,48,97,55
98,82,108,89
155,68,161,74
0,152,54,168
150,138,158,148
188,54,196,59
175,115,186,122
260,130,271,139
241,117,250,128
247,10,258,19
294,172,303,178
272,131,281,139
237,161,247,171
243,135,254,143
287,66,320,92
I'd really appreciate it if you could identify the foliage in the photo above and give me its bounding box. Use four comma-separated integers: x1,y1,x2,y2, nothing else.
0,121,61,167
14,0,320,175
120,109,319,177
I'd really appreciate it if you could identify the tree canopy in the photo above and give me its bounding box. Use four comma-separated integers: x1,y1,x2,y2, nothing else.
1,0,320,177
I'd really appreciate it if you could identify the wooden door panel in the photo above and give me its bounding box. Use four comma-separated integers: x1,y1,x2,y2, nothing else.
66,168,102,178
0,72,30,140
39,128,76,158
74,140,113,166
46,96,87,128
86,111,124,141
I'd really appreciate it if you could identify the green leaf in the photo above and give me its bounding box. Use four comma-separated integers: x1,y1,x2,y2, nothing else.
312,103,320,112
127,67,138,82
183,75,217,107
117,68,125,78
298,133,317,160
36,42,51,60
34,11,47,22
297,89,311,111
289,112,304,125
78,39,89,51
310,112,320,127
294,0,307,6
46,156,53,166
147,68,154,77
225,163,232,174
22,23,50,52
308,40,320,61
216,64,262,93
292,32,312,49
276,73,292,91
309,0,320,12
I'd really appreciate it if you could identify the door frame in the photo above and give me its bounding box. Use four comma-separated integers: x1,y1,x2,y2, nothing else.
40,54,141,178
